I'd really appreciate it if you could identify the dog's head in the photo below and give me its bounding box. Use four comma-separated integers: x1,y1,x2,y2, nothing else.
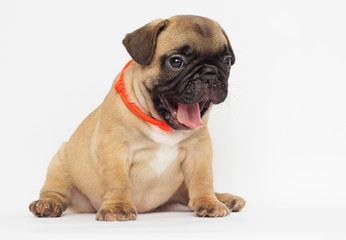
123,15,235,130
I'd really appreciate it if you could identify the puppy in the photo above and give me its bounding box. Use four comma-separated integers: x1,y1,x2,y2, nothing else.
29,15,245,221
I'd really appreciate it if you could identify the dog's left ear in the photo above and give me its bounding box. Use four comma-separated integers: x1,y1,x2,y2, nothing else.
123,19,168,65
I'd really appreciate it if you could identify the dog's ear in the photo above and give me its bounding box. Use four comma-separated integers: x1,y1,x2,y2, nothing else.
219,27,236,65
123,19,168,65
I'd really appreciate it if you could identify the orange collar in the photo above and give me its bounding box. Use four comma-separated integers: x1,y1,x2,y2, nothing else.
114,60,172,132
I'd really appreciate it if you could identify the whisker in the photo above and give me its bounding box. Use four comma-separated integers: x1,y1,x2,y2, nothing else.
215,83,242,114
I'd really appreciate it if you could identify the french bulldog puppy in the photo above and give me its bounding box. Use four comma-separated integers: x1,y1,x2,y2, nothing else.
29,15,245,221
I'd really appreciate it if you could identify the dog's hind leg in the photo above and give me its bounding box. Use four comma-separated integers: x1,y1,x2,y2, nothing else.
29,143,72,217
214,193,246,212
171,182,246,213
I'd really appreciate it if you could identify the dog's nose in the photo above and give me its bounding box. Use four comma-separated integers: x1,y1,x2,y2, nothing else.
200,64,218,88
202,74,218,88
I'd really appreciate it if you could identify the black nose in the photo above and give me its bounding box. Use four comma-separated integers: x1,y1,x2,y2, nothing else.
200,65,218,88
202,73,218,88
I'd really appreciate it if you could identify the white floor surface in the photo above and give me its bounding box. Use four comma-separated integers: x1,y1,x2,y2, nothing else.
1,203,345,240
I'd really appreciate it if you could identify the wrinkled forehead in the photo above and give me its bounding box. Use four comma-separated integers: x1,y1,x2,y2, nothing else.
155,16,229,57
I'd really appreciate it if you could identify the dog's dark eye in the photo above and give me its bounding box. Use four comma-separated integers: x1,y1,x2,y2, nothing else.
169,57,184,68
224,57,232,68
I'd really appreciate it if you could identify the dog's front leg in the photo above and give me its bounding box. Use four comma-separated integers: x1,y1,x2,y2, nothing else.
95,139,137,221
182,130,229,217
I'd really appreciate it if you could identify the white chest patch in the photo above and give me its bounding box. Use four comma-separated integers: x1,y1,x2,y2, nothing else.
150,144,178,175
148,127,187,175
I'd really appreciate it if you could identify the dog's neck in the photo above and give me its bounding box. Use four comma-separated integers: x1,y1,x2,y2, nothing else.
114,60,171,132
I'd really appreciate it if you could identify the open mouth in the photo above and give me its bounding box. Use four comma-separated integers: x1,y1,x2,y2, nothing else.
159,95,211,130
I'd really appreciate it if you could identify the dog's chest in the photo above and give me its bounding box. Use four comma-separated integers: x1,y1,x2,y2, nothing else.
129,129,186,174
150,144,178,175
146,129,186,175
128,129,187,212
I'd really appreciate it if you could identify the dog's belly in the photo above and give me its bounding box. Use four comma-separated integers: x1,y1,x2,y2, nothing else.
67,123,188,214
128,144,185,213
80,148,184,214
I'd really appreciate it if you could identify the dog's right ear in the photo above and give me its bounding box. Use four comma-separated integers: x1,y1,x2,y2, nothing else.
123,19,168,66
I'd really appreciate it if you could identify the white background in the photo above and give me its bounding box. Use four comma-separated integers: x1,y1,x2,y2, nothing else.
1,0,346,239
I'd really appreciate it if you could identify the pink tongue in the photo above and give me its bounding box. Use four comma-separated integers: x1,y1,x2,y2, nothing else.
177,103,204,129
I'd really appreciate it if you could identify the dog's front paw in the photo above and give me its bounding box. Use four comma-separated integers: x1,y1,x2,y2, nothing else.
189,197,230,217
29,199,63,217
216,193,246,212
96,203,137,221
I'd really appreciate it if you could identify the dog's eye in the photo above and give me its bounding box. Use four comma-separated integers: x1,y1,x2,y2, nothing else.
169,57,184,68
224,57,232,69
